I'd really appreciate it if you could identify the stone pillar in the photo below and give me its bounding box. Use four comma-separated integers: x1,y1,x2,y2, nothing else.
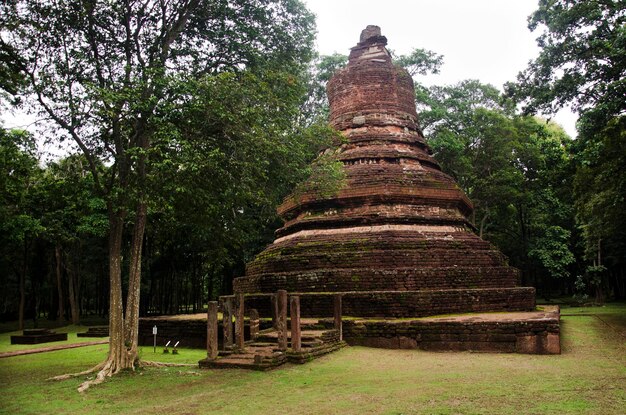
277,290,288,351
249,309,259,341
235,294,245,351
290,296,301,352
221,297,234,349
334,294,343,342
206,301,218,359
271,293,279,329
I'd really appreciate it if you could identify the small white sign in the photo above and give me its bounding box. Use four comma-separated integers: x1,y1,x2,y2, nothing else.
152,325,157,335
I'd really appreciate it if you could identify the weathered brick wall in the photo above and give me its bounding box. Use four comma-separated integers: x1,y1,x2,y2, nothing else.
329,110,419,131
327,65,417,124
239,288,535,319
340,316,560,354
245,231,509,277
327,33,417,126
234,266,520,294
277,204,468,237
247,249,506,274
277,183,473,222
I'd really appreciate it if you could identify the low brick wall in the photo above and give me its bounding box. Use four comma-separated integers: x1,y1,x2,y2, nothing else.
337,309,560,354
240,288,536,319
234,266,520,294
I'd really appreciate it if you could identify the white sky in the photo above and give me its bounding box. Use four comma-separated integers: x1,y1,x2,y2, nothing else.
303,0,578,138
2,0,577,141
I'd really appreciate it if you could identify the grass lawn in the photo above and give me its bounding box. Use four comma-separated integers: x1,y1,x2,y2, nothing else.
1,304,625,415
0,326,108,354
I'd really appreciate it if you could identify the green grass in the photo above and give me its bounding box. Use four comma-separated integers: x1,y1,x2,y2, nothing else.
0,325,107,354
560,302,626,315
1,304,625,415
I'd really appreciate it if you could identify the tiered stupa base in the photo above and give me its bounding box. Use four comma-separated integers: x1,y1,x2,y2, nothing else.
238,288,535,319
234,226,537,319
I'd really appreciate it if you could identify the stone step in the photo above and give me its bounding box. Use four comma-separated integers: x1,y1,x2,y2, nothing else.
288,341,347,364
199,320,346,371
249,342,275,347
199,347,287,371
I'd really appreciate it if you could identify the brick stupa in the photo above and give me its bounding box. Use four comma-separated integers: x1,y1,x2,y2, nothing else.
233,26,557,333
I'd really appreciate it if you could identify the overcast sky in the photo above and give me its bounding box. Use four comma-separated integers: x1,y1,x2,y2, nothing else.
303,0,578,138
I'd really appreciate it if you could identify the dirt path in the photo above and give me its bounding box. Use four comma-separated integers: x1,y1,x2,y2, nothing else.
0,340,108,358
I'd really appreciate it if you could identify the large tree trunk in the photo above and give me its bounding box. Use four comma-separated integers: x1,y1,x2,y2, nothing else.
18,239,28,331
124,202,147,358
67,253,80,325
595,238,605,304
75,210,131,392
107,211,131,371
55,244,66,322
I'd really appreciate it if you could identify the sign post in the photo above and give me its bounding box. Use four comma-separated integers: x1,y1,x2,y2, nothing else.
152,325,157,353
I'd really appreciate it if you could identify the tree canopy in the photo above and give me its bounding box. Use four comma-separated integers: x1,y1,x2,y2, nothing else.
507,0,626,135
0,0,322,390
506,0,625,300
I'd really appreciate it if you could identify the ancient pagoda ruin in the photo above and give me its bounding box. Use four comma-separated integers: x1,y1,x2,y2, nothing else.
231,26,560,354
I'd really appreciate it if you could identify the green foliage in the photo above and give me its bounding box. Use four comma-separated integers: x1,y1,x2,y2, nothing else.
506,0,625,299
507,0,626,135
572,117,626,299
302,53,348,122
529,226,575,279
142,68,338,306
0,41,26,102
0,0,321,319
418,80,514,134
416,78,576,289
0,127,46,321
574,117,626,261
40,155,108,242
1,0,317,214
0,128,43,243
294,149,347,199
392,48,444,77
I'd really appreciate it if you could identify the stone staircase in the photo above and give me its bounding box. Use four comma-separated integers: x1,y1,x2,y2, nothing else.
199,326,346,370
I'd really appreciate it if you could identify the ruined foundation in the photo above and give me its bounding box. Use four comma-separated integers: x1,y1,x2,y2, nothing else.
10,328,68,345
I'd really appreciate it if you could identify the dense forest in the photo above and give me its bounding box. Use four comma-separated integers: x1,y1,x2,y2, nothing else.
1,0,624,331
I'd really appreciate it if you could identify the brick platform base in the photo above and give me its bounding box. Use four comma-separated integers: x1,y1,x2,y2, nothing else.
241,288,536,319
322,306,560,354
139,306,559,355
